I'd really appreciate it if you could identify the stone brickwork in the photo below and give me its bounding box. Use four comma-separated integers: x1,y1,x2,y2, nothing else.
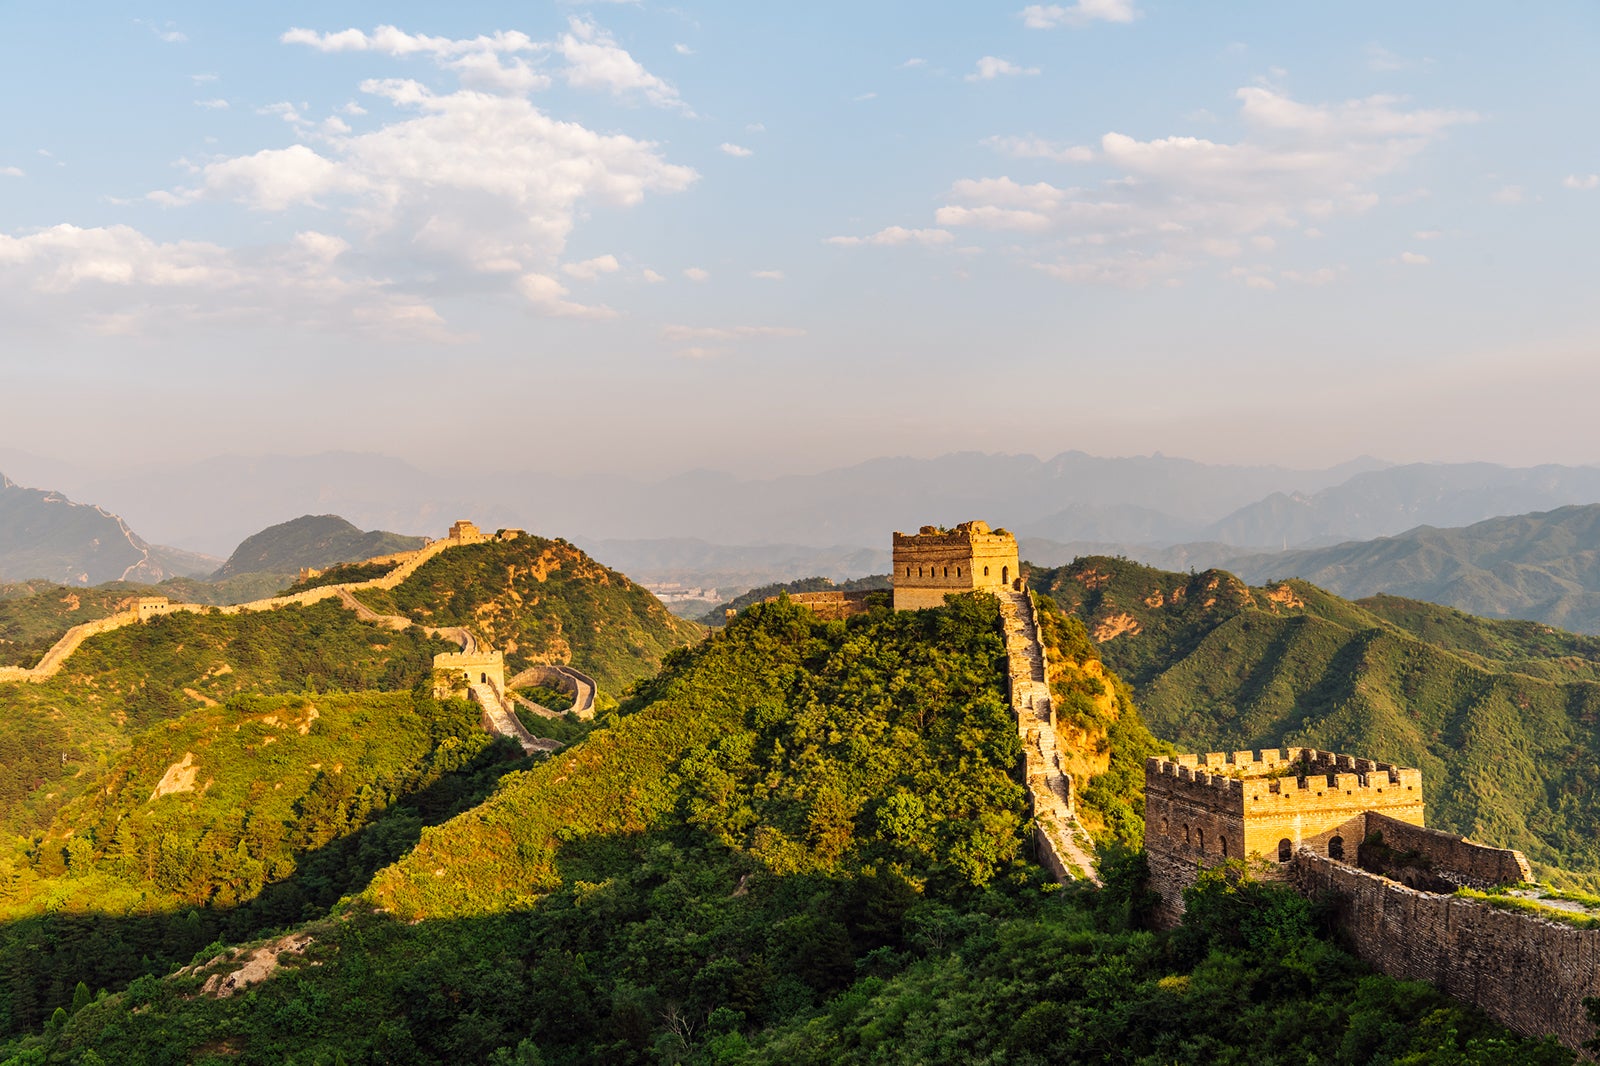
134,596,178,620
1364,812,1534,888
433,650,506,698
1294,849,1600,1051
892,520,1020,611
1144,748,1425,925
765,589,878,620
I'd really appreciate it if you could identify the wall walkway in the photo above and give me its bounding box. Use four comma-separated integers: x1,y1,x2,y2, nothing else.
995,587,1100,884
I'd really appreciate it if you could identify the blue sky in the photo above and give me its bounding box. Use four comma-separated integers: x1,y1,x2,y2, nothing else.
2,1,1597,477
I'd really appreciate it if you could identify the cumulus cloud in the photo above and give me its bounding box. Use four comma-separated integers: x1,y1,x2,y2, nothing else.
1563,173,1599,190
562,254,620,281
683,266,710,281
0,166,22,178
283,24,551,94
517,272,616,318
557,18,689,111
911,85,1477,285
720,143,753,157
641,268,666,283
824,226,955,247
967,57,1040,81
1020,1,1139,29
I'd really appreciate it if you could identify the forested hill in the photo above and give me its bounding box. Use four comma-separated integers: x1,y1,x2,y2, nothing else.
1032,555,1600,886
1221,503,1600,634
6,594,1571,1064
353,533,704,702
211,513,425,580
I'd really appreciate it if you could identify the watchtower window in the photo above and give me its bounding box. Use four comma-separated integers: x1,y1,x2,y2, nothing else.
956,567,961,577
918,567,923,577
1328,836,1345,860
1278,838,1292,862
984,566,990,577
943,566,948,578
1002,565,1009,585
1196,828,1205,853
906,566,912,577
1220,836,1229,858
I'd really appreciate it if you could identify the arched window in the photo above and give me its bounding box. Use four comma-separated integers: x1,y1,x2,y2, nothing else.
918,566,923,577
1196,828,1205,853
943,566,948,578
1002,565,1010,585
906,566,912,577
1278,838,1292,862
1328,836,1345,860
984,566,990,577
956,567,961,577
1220,836,1229,858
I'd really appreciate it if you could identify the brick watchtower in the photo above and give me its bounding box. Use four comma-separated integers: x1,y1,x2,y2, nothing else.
891,520,1021,611
1142,747,1425,925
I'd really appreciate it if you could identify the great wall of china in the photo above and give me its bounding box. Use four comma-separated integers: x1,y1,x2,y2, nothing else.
0,520,585,756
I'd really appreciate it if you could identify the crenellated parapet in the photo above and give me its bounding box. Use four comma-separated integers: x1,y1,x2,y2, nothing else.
1145,748,1423,813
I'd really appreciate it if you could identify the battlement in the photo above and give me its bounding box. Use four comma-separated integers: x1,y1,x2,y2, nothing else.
892,518,1020,610
1145,748,1423,809
447,519,490,545
133,596,177,621
433,650,505,697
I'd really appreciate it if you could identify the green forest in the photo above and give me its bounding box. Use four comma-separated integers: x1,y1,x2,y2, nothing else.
1032,556,1600,888
0,594,1585,1064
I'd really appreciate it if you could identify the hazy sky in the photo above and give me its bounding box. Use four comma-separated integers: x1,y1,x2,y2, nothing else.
2,2,1597,478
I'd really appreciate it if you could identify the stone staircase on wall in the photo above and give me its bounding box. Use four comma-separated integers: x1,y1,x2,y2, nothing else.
994,587,1101,885
471,681,561,755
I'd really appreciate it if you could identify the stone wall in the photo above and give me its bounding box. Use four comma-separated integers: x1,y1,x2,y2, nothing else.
767,589,878,620
434,650,506,697
1294,850,1600,1052
1365,813,1534,888
891,520,1019,611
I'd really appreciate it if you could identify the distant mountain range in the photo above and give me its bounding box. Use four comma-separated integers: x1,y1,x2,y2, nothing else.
213,515,426,580
0,473,215,585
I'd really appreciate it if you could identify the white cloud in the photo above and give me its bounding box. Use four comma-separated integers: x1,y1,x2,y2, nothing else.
751,269,784,280
909,86,1476,285
1563,173,1600,191
720,143,753,157
1399,251,1430,265
1492,184,1525,204
191,73,218,84
674,43,693,55
683,266,710,281
1020,1,1139,29
562,254,621,281
899,57,927,69
0,167,22,178
195,98,230,110
641,268,666,283
824,226,955,247
284,25,551,94
967,57,1040,81
0,223,449,337
984,135,1094,163
517,272,616,318
558,18,689,111
854,92,878,102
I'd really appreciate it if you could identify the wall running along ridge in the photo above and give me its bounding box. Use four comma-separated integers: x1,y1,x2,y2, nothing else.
1293,849,1600,1052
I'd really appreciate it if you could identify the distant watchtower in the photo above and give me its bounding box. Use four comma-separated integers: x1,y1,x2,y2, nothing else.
891,520,1020,611
1142,747,1425,924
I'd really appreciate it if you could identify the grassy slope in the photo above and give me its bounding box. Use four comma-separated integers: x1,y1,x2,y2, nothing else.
212,514,425,580
1033,557,1600,882
0,601,453,839
354,536,704,701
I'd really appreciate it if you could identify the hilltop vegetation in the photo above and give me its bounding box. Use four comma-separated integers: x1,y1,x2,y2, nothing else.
212,514,425,581
4,595,1574,1065
1033,556,1600,885
354,535,703,701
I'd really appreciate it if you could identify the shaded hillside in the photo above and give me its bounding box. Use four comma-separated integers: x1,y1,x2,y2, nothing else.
212,513,425,580
6,596,1570,1065
354,535,704,702
1221,504,1600,634
1032,556,1600,884
0,473,215,585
